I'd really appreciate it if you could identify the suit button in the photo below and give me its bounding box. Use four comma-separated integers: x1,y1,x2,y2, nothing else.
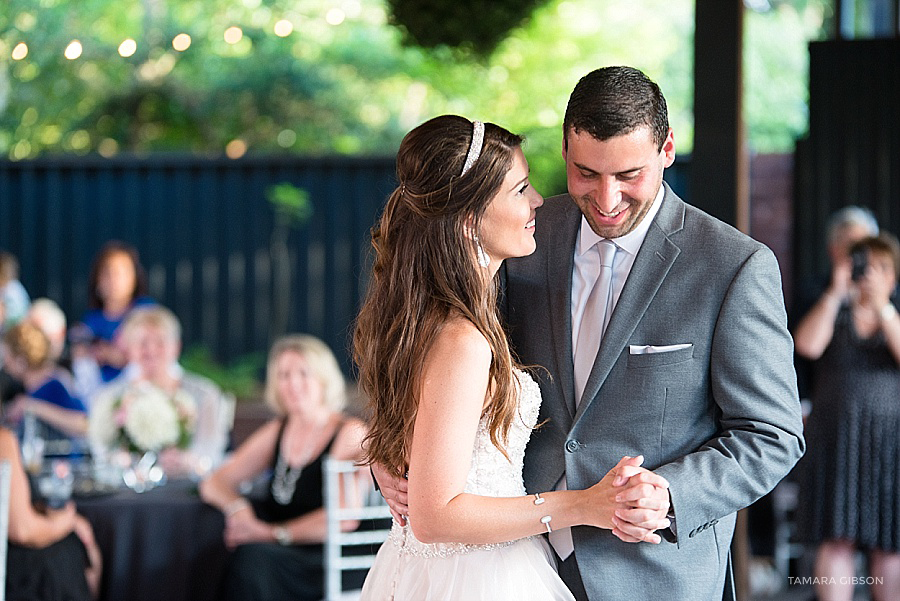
565,440,579,453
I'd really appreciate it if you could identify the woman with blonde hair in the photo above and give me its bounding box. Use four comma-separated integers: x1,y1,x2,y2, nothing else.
200,334,366,601
356,115,669,599
2,321,88,444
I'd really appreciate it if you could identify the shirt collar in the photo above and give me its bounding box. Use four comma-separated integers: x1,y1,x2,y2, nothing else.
576,182,666,257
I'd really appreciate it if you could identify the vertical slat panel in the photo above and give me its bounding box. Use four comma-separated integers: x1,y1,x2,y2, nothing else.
0,155,411,376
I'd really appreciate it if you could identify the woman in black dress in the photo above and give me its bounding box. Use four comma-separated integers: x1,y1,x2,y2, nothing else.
200,334,366,601
0,427,102,601
794,233,900,601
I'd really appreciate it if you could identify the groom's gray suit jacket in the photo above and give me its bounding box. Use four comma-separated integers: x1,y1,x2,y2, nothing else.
502,184,804,600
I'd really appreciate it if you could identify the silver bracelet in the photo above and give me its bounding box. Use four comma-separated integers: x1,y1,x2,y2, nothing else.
881,303,898,322
533,493,551,532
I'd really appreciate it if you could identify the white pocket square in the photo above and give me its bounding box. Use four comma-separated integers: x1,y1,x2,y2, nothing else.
629,343,693,355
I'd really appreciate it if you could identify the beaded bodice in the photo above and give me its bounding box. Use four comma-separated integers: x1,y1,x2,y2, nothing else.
388,369,542,557
463,369,541,497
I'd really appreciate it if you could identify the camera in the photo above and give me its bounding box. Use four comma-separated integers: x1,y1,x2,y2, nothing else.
850,247,869,282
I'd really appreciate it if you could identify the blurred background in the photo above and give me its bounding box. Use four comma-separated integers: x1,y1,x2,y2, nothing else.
1,1,899,600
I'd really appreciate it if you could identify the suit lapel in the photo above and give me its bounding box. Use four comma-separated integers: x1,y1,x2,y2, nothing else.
545,199,582,419
573,185,686,424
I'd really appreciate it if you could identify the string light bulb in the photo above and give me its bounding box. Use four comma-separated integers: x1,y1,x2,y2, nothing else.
64,40,83,60
11,42,28,60
118,39,137,57
224,26,243,44
274,19,293,37
226,139,247,159
172,33,192,52
325,8,345,25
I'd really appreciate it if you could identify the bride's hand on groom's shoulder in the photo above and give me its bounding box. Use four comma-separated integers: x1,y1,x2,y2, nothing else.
586,455,671,544
371,462,409,526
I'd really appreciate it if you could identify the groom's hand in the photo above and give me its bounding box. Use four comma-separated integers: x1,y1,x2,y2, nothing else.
610,470,670,544
371,462,409,526
602,456,670,544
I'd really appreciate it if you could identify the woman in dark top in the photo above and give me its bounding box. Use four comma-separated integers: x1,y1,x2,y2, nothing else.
200,334,366,601
794,233,900,601
0,427,102,600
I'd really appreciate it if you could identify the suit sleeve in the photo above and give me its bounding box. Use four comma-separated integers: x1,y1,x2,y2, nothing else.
654,246,805,548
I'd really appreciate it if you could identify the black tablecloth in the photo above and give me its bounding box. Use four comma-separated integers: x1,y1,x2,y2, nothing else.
76,481,228,601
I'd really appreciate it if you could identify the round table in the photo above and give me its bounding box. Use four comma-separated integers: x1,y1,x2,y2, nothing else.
76,480,229,601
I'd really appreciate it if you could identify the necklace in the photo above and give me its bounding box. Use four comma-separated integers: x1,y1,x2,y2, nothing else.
271,451,308,505
270,417,328,505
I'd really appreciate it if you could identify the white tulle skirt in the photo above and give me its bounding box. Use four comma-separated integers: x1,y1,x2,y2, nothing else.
360,523,574,601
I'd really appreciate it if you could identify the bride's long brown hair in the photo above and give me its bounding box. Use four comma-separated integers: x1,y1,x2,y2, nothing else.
354,115,524,477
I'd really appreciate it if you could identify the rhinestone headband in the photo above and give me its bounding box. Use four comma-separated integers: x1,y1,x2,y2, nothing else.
460,120,484,176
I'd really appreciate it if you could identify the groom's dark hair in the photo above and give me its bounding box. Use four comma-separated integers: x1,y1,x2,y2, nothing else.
563,66,669,152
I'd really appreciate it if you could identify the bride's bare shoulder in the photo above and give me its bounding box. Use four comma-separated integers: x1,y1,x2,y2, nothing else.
427,316,491,370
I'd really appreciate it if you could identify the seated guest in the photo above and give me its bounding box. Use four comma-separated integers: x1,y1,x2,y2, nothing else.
0,250,30,331
69,240,154,399
27,298,71,369
2,322,88,444
0,426,102,600
88,306,229,478
200,334,366,601
0,252,30,409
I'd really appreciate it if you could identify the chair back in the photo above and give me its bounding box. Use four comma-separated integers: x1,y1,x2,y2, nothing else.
322,457,392,601
0,459,12,601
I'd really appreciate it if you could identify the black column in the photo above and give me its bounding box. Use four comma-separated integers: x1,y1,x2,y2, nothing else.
691,0,748,232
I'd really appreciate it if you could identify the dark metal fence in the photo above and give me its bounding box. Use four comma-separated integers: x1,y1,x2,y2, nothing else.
0,155,397,372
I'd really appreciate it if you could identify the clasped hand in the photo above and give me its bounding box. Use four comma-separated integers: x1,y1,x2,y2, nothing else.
370,454,670,545
589,454,670,544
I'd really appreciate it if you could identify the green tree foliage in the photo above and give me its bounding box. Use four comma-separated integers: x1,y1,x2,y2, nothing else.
744,0,830,152
1,0,829,196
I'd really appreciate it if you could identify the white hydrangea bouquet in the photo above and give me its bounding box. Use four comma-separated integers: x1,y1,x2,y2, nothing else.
94,381,197,454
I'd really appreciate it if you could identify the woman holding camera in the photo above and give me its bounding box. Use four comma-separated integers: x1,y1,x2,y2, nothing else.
794,233,900,601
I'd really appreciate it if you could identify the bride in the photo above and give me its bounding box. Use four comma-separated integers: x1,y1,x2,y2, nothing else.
353,115,669,600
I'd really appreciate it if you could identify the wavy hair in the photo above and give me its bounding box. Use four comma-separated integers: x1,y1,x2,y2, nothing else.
354,115,524,477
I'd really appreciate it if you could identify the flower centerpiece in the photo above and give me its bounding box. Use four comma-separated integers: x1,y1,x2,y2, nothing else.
92,381,197,454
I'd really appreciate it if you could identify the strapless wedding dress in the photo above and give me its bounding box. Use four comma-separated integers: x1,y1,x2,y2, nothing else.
359,370,574,600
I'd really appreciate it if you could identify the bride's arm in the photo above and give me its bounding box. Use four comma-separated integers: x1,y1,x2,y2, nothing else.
406,319,667,546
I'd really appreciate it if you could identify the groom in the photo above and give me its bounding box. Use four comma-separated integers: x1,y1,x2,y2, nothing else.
498,66,804,600
374,66,804,600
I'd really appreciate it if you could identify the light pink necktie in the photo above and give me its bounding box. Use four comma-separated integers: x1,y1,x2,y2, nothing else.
573,239,618,407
